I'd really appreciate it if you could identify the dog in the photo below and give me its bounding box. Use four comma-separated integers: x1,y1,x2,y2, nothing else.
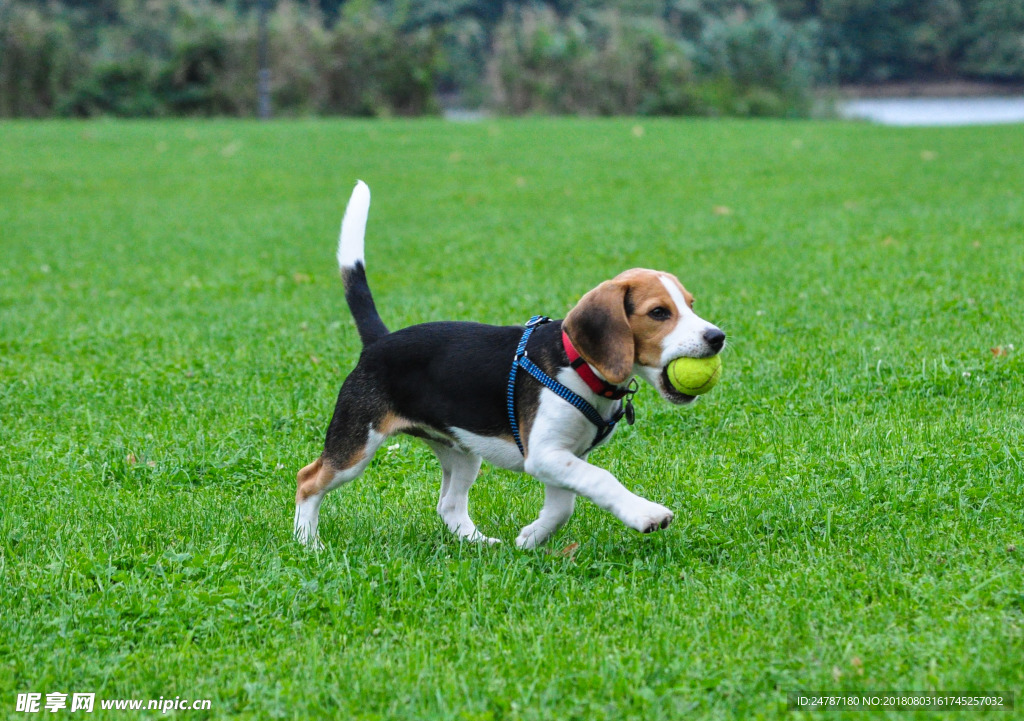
295,181,725,549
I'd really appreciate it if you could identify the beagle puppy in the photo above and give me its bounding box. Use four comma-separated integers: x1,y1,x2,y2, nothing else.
295,182,725,549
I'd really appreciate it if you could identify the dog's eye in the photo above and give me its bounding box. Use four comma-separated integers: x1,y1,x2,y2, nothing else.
647,307,671,321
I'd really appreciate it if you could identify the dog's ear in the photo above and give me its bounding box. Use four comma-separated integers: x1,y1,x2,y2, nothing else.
563,280,634,385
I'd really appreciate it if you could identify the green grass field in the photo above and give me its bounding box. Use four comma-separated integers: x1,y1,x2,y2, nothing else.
1,118,1023,720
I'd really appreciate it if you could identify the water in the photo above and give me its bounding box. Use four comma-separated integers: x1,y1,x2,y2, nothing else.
839,97,1024,126
443,97,1024,125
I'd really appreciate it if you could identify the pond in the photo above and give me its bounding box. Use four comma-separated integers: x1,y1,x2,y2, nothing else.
839,97,1024,126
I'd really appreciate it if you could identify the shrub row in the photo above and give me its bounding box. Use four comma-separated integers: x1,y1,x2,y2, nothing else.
0,0,825,117
4,0,1021,118
487,6,816,116
0,1,438,118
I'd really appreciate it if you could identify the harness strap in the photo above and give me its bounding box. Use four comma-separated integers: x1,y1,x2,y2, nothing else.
505,316,546,454
507,316,635,456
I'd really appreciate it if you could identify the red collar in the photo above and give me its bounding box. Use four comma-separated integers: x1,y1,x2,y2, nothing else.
562,331,630,400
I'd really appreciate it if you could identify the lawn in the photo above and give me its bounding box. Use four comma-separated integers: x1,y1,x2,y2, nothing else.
1,118,1022,720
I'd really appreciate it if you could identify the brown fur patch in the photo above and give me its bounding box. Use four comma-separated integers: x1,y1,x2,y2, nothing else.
296,457,325,502
565,268,691,379
295,451,359,502
516,405,539,454
615,269,685,368
374,411,413,436
563,281,634,384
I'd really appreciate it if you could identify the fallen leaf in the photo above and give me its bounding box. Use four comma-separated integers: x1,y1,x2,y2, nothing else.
556,542,579,558
991,346,1008,357
126,453,138,465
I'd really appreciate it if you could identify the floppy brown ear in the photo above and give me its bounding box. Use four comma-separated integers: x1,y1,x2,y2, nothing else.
563,280,634,385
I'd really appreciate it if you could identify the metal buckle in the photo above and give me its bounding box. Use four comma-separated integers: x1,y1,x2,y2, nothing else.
622,379,638,425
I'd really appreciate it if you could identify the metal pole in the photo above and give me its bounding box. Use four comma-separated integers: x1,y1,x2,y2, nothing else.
257,0,271,119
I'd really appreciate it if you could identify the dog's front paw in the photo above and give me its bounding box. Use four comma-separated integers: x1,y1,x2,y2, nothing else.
622,501,674,534
515,522,554,550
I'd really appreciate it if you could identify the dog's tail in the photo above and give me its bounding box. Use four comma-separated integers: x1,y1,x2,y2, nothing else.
337,180,389,346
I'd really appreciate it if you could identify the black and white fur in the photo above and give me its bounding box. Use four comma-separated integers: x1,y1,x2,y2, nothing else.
294,181,725,549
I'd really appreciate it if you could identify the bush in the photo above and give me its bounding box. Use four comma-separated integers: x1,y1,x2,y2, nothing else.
0,0,441,118
487,7,696,115
156,3,239,116
0,3,81,116
323,12,439,117
56,0,250,117
695,4,818,115
962,0,1024,80
59,57,158,117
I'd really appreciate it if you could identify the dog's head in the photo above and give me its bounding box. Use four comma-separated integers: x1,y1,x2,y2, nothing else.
563,268,725,404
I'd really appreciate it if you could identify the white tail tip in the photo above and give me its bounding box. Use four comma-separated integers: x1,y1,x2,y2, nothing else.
337,180,370,269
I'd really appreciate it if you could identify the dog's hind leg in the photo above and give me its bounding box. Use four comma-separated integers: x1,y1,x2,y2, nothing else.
515,485,576,549
295,409,392,549
426,441,499,544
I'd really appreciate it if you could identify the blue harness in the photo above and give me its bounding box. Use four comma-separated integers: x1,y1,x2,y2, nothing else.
506,316,636,455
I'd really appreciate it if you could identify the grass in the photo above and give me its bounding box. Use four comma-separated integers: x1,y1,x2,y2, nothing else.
1,117,1022,720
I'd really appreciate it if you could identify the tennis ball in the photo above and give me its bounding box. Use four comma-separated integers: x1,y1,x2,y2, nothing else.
667,355,722,395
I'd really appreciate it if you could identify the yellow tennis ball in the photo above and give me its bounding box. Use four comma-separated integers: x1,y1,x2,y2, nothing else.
667,355,722,395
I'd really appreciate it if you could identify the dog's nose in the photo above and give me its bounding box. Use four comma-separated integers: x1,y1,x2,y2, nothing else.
703,327,726,353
